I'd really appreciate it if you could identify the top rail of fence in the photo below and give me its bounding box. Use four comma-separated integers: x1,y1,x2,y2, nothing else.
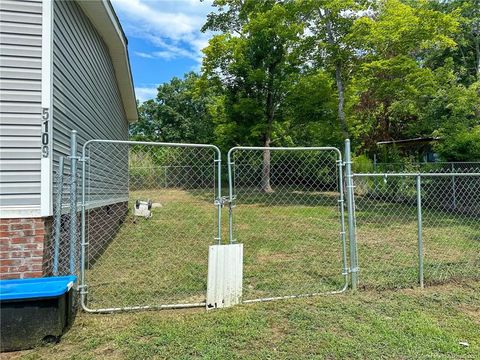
375,161,480,165
353,172,480,177
82,139,222,159
227,146,342,161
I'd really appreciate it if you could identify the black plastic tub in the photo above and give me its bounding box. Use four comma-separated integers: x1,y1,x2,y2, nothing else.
0,276,77,352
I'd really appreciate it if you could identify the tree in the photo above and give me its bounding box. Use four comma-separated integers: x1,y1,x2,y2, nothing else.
348,0,459,151
202,0,304,192
130,72,215,144
304,0,369,138
434,125,480,161
428,0,480,85
284,70,340,146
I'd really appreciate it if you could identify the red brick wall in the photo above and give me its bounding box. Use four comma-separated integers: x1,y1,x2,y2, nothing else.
1,203,128,280
0,218,46,280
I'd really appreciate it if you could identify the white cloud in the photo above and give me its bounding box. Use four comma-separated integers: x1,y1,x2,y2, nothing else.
112,0,213,64
134,51,155,59
135,86,158,103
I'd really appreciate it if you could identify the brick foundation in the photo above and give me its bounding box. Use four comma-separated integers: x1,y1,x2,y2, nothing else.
42,201,128,274
1,202,128,280
0,218,46,280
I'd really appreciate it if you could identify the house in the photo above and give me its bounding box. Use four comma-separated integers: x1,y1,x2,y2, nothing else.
0,0,137,279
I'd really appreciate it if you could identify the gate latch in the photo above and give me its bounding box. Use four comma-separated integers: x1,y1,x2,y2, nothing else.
214,196,236,208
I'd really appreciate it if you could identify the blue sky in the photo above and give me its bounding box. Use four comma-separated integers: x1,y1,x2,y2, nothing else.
111,0,214,102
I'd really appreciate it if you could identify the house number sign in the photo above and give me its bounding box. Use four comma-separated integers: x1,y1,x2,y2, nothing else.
42,107,50,158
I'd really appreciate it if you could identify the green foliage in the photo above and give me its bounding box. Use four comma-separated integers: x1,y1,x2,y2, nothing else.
435,125,480,161
130,72,215,144
201,0,306,148
349,0,462,150
133,0,479,162
352,154,373,173
427,0,480,86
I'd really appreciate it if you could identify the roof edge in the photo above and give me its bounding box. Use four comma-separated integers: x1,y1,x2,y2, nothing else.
377,137,441,146
76,0,138,123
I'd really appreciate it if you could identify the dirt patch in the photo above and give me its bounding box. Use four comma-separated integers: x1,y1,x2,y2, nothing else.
457,305,480,324
92,344,123,359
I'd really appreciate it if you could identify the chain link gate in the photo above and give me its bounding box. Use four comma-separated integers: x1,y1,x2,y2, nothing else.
79,140,222,312
351,172,480,290
227,147,348,302
55,132,479,313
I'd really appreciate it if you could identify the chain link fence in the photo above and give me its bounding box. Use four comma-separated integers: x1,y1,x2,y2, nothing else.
80,141,221,312
228,147,348,302
352,172,480,290
43,133,480,312
374,162,480,174
353,175,420,289
422,175,480,285
44,157,81,279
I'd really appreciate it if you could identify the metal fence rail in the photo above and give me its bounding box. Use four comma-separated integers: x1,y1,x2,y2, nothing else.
79,140,222,313
44,132,480,313
373,161,480,174
352,172,480,290
228,146,348,302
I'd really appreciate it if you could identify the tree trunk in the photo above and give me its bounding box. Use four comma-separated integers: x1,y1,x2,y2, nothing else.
262,70,275,193
475,32,480,80
324,10,349,139
261,136,273,193
335,62,349,138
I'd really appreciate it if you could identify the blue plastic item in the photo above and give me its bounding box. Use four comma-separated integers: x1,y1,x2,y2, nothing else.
0,275,77,301
0,275,77,351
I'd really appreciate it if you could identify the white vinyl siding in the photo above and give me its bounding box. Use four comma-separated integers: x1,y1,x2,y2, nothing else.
52,0,128,205
0,0,43,210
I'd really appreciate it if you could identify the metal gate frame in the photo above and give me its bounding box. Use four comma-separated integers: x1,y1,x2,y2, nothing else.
63,133,479,312
78,140,222,313
227,146,349,303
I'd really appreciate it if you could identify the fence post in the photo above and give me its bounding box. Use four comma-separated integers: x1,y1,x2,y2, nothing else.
79,140,88,310
451,163,456,209
416,174,424,288
53,156,65,276
345,139,358,290
227,150,235,244
69,130,78,275
215,155,222,245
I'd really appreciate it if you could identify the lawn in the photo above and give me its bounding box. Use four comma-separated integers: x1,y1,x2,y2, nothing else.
8,280,480,359
354,188,480,290
6,185,480,359
82,186,479,311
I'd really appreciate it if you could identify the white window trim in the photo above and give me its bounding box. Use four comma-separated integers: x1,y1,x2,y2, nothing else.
40,0,54,217
0,206,42,219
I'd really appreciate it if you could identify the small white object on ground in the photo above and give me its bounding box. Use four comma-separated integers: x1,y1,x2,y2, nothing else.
133,200,153,218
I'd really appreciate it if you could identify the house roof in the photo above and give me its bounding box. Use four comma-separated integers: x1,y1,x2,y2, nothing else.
376,137,441,146
77,0,138,122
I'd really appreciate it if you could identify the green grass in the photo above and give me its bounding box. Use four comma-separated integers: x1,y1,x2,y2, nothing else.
85,189,215,308
354,195,480,289
6,187,480,359
10,281,480,359
83,188,479,309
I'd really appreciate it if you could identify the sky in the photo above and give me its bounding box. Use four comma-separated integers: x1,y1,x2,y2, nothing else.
111,0,214,102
